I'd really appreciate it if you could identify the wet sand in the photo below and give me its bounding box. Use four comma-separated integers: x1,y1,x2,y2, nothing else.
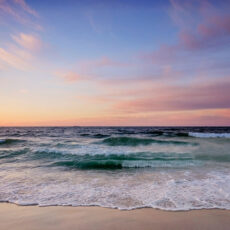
0,203,230,230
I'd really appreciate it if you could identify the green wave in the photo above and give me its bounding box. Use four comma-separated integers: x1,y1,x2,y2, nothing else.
100,137,194,146
52,160,123,169
0,148,29,160
80,133,110,138
195,154,230,162
45,150,230,170
48,152,194,170
0,139,25,145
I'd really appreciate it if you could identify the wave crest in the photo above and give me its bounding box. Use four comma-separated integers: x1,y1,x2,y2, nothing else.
189,132,230,138
0,139,25,145
101,136,194,146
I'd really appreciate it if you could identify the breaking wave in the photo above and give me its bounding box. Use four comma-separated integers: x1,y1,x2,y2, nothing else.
189,132,230,138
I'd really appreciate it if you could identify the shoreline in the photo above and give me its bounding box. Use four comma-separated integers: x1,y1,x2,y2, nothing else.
1,201,230,212
1,203,230,230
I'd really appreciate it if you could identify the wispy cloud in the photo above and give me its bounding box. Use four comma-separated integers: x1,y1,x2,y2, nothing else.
80,56,129,70
0,47,31,71
86,11,101,33
0,0,42,30
0,32,44,71
55,71,87,83
174,0,230,50
0,0,44,71
114,79,230,113
55,56,130,83
13,0,38,17
142,0,230,66
11,33,43,52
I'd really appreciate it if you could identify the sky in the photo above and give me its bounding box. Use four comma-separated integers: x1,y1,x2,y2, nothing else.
0,0,230,126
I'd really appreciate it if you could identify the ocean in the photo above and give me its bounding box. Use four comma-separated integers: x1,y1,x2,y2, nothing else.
0,126,230,210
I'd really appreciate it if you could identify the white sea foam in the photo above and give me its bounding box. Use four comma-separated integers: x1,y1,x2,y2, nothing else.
189,132,230,138
0,168,230,211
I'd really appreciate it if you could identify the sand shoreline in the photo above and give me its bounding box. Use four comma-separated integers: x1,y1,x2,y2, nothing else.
0,203,230,230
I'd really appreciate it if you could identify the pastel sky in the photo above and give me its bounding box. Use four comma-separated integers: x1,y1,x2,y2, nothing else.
0,0,230,126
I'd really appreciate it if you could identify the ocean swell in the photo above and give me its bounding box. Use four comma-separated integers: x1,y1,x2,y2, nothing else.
0,138,25,145
1,127,230,211
100,136,195,146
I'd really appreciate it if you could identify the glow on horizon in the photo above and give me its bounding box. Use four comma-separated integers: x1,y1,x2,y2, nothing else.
0,0,230,126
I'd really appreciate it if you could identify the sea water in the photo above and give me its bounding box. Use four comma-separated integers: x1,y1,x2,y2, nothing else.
0,126,230,210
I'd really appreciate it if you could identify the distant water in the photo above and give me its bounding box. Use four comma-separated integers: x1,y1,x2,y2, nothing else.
0,126,230,210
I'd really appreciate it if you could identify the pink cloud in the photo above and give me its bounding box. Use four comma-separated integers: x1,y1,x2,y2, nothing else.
11,33,43,52
141,44,180,65
0,1,44,71
80,56,129,71
179,31,200,50
175,0,230,50
143,0,230,64
0,47,31,71
0,0,42,30
0,0,38,17
0,32,44,71
198,16,230,37
55,56,130,84
13,0,38,17
55,71,85,83
179,13,230,51
114,79,230,113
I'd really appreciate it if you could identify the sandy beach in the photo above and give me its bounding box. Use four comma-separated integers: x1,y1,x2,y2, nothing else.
0,203,229,230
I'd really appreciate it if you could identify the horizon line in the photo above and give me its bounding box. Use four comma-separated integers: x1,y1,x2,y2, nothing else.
0,125,230,128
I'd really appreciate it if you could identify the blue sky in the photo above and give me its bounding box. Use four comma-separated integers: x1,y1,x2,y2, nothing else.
0,0,230,126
